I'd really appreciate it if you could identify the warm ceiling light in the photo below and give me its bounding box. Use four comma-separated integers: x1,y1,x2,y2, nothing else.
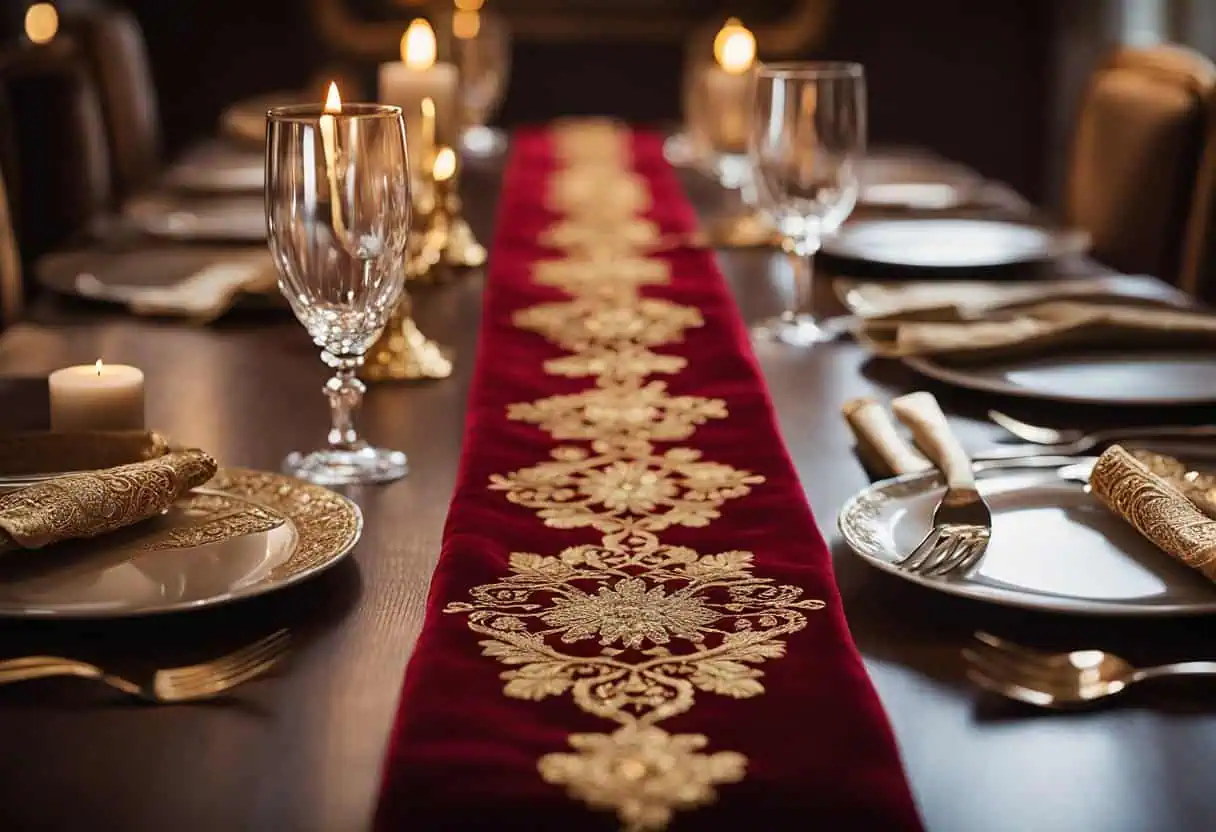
713,18,756,75
324,81,342,113
401,19,437,71
24,3,58,45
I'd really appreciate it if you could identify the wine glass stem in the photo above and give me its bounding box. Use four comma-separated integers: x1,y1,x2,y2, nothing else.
324,356,368,452
783,234,821,323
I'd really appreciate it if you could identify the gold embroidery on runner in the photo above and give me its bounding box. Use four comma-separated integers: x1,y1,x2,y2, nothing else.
445,124,823,830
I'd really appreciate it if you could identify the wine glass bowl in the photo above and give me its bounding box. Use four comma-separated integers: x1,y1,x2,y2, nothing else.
266,102,412,485
748,62,867,346
447,8,511,158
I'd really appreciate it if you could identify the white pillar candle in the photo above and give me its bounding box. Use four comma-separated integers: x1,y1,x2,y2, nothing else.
49,361,145,431
379,19,459,161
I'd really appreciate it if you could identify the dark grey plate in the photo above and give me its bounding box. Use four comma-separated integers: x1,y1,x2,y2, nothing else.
824,217,1091,268
905,350,1216,405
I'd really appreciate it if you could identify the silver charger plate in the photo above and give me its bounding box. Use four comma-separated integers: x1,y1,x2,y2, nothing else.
0,469,361,618
904,350,1216,406
823,218,1091,268
838,457,1216,616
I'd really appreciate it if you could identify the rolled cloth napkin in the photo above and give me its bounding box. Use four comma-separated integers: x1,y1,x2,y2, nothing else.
0,430,169,476
1089,445,1216,581
0,449,217,554
842,397,933,478
857,301,1216,364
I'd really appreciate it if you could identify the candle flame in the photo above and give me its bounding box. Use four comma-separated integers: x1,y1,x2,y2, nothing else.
402,19,437,71
421,97,435,121
714,18,755,75
95,359,103,376
433,147,456,182
453,9,481,40
324,82,342,114
454,0,484,9
24,3,58,45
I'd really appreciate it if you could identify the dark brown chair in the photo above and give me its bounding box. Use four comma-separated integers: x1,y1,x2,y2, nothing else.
59,4,161,203
0,40,112,277
1065,45,1216,283
1178,90,1216,303
0,150,22,328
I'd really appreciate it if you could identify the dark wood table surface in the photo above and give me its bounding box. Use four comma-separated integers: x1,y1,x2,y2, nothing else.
0,155,1214,832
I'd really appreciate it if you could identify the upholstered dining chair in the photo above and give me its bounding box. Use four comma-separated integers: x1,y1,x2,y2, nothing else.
0,150,22,329
1065,45,1216,284
58,4,161,204
0,40,112,278
1178,89,1216,304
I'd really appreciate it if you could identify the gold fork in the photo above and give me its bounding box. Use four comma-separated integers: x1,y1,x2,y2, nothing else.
0,629,289,703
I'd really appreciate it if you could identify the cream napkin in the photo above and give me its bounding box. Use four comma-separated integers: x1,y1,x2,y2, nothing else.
0,450,217,555
1089,445,1216,581
835,275,1165,320
842,397,933,478
856,301,1216,364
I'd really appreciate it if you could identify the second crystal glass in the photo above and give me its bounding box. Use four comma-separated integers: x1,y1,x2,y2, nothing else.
266,99,411,485
748,62,867,346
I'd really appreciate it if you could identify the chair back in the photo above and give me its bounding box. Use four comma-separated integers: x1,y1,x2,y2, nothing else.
1066,45,1216,283
61,6,161,201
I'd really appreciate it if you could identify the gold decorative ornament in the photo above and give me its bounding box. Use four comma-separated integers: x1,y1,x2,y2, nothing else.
362,293,454,382
443,122,822,829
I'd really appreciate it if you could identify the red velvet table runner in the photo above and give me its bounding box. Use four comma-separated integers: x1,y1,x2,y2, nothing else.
375,123,922,831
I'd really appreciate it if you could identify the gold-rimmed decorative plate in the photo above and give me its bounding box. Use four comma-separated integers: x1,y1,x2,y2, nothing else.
0,469,361,619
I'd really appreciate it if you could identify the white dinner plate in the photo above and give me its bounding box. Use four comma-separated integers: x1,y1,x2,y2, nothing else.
823,218,1091,268
904,350,1216,406
838,457,1216,616
123,195,267,243
0,469,360,618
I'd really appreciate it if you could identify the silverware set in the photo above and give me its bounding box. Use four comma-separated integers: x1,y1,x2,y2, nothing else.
979,411,1216,460
0,629,290,703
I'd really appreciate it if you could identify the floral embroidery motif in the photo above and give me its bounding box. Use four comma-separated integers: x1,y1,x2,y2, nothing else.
445,123,823,830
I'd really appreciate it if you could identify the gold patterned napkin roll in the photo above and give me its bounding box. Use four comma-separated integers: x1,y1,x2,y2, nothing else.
856,301,1216,364
0,430,170,476
841,397,933,478
0,449,217,554
1089,445,1216,581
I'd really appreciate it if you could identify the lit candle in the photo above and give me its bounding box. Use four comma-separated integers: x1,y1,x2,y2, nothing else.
700,18,756,154
49,360,145,431
318,82,347,238
378,20,459,154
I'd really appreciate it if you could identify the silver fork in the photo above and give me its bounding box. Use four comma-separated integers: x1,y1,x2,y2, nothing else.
0,629,289,703
987,410,1216,457
963,631,1216,708
889,392,993,577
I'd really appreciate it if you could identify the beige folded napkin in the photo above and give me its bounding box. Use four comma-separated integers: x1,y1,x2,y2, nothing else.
1089,445,1216,581
842,397,933,478
0,450,217,555
835,276,1156,320
0,430,170,476
857,301,1216,364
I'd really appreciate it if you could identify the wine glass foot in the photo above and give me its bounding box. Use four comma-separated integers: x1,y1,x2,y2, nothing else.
752,314,837,347
461,126,507,158
284,446,409,485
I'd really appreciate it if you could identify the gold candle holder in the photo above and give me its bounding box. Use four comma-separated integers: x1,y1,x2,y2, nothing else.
362,291,453,382
426,146,487,270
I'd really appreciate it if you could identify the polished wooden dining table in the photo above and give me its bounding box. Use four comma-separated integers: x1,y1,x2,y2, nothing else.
0,151,1213,832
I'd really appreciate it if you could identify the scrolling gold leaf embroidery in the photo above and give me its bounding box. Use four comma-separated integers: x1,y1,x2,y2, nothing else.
445,124,823,830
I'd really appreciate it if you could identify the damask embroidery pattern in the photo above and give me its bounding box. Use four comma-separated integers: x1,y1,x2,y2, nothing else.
445,122,824,830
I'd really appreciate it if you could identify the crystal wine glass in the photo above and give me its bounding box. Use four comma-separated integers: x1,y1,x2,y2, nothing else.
450,7,511,158
266,101,411,485
748,62,866,345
